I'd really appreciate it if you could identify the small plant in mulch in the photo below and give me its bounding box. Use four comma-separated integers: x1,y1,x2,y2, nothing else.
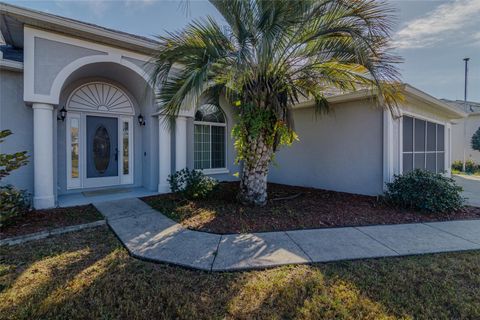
168,169,219,200
0,129,30,227
385,169,464,213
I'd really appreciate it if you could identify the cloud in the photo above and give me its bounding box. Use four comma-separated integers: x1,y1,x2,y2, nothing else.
393,0,480,49
54,0,110,18
124,0,155,9
84,0,110,18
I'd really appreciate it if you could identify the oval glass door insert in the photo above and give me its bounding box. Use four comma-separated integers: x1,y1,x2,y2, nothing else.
93,125,110,174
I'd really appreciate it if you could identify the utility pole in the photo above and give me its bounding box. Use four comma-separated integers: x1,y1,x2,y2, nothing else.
462,57,470,172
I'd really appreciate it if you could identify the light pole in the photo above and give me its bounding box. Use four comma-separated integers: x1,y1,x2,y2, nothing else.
462,57,470,172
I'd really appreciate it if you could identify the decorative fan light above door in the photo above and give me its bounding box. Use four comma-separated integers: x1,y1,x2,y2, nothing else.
67,82,134,115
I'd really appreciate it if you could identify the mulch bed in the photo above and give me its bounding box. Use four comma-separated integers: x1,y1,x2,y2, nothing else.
1,205,103,239
142,182,480,234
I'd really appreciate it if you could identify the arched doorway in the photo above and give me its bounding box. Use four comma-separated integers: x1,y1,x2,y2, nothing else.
65,81,134,189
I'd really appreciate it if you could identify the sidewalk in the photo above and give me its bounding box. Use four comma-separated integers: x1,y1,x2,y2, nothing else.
95,198,480,271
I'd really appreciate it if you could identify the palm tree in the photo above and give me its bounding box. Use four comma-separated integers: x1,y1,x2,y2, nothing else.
150,0,401,206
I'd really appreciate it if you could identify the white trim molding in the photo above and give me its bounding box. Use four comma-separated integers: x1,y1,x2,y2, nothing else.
0,59,23,72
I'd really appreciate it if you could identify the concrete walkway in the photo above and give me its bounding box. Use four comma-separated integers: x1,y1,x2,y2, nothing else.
94,198,480,271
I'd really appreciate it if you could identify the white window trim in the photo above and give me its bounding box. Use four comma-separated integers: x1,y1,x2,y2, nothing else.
193,120,228,172
66,112,81,189
119,116,134,184
401,113,447,174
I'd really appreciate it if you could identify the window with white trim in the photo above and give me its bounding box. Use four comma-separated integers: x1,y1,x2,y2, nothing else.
402,116,445,173
194,104,226,170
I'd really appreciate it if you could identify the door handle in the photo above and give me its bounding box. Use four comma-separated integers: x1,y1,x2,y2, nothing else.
115,148,118,161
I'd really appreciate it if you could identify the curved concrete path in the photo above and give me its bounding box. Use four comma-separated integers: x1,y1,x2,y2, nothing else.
94,198,480,271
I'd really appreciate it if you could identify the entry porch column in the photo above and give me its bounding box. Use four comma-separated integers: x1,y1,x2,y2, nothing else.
158,115,171,193
175,115,188,171
32,103,55,209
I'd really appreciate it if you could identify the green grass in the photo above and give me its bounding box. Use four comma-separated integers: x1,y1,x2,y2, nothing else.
2,227,480,319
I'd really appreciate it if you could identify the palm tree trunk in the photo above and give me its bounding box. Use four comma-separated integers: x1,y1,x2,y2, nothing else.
238,132,273,206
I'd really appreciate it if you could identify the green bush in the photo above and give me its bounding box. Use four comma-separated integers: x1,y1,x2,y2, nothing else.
451,160,463,172
451,159,480,174
0,185,30,227
385,169,464,213
168,168,218,200
1,130,30,226
465,160,478,174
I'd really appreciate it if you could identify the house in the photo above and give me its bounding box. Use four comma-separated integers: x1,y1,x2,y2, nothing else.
0,3,467,209
443,99,480,164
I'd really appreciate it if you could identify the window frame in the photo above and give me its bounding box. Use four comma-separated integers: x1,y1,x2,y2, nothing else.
193,108,228,174
401,113,446,174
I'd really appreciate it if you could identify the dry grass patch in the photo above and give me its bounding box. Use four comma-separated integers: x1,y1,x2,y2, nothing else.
1,227,480,319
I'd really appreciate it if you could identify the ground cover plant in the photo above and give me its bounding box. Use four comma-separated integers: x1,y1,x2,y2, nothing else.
143,182,480,234
1,227,480,319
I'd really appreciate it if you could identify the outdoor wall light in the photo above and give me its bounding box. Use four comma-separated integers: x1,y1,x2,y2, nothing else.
138,114,146,126
57,106,67,121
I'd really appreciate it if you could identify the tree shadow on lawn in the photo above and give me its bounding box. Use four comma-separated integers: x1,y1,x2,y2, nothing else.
2,227,480,319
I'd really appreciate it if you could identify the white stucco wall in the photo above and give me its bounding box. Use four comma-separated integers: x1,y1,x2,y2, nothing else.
0,69,34,193
451,115,480,163
269,100,384,196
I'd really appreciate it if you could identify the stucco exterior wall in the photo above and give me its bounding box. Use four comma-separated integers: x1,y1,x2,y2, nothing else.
269,100,384,196
451,115,480,163
0,70,34,193
34,38,106,95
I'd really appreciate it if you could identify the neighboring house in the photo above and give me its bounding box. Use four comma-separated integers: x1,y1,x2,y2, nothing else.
442,99,480,163
0,3,467,209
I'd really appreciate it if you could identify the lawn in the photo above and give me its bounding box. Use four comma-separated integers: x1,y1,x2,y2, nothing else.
1,226,480,319
1,205,103,239
142,182,480,234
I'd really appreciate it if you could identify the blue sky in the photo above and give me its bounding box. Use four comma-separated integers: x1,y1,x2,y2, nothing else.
3,0,480,102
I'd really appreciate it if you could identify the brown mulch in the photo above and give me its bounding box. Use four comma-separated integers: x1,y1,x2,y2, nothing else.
1,205,103,239
142,182,480,234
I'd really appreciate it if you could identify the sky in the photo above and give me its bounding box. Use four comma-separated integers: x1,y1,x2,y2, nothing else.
2,0,480,102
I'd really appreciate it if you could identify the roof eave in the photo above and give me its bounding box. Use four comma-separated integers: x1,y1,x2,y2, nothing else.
403,84,467,119
0,2,158,55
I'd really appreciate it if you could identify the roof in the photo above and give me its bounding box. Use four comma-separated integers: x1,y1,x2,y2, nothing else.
441,99,480,114
0,2,158,54
294,83,467,119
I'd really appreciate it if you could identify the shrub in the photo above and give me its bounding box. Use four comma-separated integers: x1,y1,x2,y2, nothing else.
0,130,28,180
451,160,463,172
1,130,30,226
168,168,218,200
0,185,30,227
465,160,478,174
385,169,464,213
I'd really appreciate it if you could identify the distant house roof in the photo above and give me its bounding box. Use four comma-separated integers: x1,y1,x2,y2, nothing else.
441,99,480,114
0,2,158,54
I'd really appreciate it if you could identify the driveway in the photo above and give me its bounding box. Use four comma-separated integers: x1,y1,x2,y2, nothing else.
454,174,480,207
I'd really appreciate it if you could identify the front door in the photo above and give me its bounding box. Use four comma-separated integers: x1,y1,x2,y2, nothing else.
86,116,118,181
